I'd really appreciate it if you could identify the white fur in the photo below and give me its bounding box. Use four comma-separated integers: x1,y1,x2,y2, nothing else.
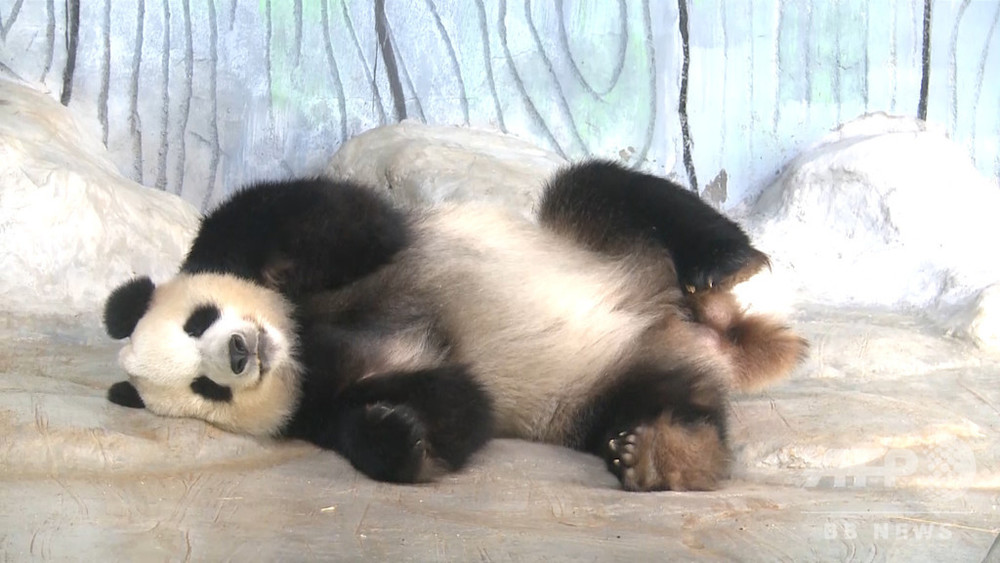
115,207,730,443
406,205,689,442
118,274,301,436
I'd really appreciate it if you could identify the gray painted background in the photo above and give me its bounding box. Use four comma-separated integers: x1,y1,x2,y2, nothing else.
1,0,997,210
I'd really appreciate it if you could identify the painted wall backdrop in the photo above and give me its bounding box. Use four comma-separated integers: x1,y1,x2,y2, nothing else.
1,0,997,210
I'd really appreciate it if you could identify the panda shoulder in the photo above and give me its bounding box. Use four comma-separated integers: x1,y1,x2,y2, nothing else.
182,178,411,295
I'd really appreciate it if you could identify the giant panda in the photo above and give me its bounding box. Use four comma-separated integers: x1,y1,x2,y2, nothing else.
103,160,807,491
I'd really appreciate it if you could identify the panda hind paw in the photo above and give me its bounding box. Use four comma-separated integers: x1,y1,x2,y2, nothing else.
607,430,640,483
605,416,730,492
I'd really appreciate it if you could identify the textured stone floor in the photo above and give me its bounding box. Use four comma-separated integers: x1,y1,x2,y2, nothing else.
2,311,998,561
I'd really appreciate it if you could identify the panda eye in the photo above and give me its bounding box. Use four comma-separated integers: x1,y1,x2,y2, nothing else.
184,304,221,337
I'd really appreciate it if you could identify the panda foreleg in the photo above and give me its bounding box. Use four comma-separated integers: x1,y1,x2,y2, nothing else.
539,160,768,292
107,380,146,409
331,401,439,483
331,365,494,484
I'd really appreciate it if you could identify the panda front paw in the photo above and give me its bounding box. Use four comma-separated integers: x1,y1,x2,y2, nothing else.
677,244,769,293
346,402,438,483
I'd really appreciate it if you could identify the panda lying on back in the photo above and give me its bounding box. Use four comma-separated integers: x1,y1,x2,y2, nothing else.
104,161,806,491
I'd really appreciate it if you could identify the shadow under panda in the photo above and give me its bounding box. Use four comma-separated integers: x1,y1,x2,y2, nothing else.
104,160,808,491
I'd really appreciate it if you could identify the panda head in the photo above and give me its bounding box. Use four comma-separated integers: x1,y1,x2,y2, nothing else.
103,273,302,437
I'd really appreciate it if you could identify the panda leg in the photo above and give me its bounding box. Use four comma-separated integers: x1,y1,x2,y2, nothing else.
686,290,809,391
332,401,440,483
605,412,731,492
579,334,734,491
538,160,768,292
331,365,494,483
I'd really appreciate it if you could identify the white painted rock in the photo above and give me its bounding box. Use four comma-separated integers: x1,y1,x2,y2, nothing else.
747,113,1000,349
946,283,1000,352
0,78,199,316
327,120,566,215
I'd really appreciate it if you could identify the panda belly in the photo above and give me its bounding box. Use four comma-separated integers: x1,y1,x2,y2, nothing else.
408,206,678,444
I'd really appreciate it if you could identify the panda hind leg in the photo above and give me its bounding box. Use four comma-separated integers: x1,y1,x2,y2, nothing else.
687,289,809,392
583,360,732,492
336,365,494,483
606,413,730,492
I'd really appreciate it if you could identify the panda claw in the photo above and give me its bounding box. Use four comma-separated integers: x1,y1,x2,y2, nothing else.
366,403,393,422
607,429,639,479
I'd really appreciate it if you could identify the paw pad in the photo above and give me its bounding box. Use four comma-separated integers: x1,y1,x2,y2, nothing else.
603,417,730,492
608,428,642,483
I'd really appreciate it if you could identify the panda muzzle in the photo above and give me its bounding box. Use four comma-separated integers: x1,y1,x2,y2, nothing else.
229,333,252,375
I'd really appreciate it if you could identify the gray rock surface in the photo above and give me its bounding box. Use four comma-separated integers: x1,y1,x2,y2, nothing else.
1,311,996,561
1,83,997,563
746,113,1000,350
0,79,199,316
328,121,566,215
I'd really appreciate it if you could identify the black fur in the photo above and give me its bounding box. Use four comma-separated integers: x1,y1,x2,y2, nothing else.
190,376,233,403
310,363,495,484
109,163,774,488
107,380,145,408
338,366,495,470
539,160,762,291
104,276,155,339
578,362,728,456
182,178,409,298
280,321,491,481
183,304,221,337
332,402,431,483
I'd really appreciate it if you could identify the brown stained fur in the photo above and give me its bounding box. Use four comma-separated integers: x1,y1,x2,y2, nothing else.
611,413,731,492
674,246,808,391
686,289,809,392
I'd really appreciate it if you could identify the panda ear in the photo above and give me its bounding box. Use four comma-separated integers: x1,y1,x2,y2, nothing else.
104,276,156,339
107,381,146,409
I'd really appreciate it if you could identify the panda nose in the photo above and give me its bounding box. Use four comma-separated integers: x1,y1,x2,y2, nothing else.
229,334,250,374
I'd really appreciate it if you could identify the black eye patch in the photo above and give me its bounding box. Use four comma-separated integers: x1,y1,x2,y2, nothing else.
184,304,221,337
191,376,233,403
